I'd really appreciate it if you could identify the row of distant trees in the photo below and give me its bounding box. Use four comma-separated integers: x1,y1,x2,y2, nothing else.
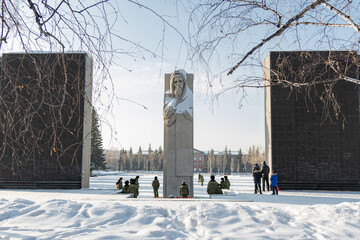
105,145,164,172
104,145,265,173
205,146,265,173
119,146,164,172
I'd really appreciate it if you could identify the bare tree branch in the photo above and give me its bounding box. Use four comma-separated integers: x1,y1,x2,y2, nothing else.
234,0,282,27
321,1,360,34
227,0,326,75
290,21,352,28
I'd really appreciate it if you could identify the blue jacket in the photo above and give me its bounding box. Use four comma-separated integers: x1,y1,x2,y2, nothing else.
270,174,278,186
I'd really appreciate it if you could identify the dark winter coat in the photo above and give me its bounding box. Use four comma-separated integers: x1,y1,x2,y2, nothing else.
207,180,221,194
129,183,139,198
252,165,259,177
116,179,123,190
254,170,262,184
224,179,230,189
220,180,227,189
180,184,189,197
200,176,204,184
121,184,130,193
152,179,160,190
270,174,278,187
262,165,270,176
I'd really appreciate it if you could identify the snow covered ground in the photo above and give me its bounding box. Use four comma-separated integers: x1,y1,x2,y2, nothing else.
1,172,360,239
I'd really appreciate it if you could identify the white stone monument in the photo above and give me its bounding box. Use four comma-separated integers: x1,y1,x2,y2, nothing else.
163,69,194,197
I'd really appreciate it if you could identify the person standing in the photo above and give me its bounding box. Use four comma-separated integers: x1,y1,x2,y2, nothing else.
253,165,262,194
262,161,270,191
252,163,259,178
224,176,230,190
200,175,204,186
180,181,189,198
152,176,160,198
270,170,278,195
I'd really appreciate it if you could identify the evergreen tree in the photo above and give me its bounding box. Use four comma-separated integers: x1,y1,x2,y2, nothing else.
137,146,144,171
148,144,153,171
225,148,231,173
159,158,164,171
118,149,124,171
129,147,135,170
237,148,243,172
123,150,130,171
153,149,159,171
158,146,163,171
90,109,107,172
158,146,163,154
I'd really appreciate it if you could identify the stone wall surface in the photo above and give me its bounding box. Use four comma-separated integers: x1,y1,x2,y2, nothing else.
265,51,360,190
0,53,92,189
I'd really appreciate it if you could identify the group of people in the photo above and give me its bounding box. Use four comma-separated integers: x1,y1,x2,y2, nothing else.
116,176,189,198
253,161,278,195
206,175,231,194
116,175,140,198
115,166,278,198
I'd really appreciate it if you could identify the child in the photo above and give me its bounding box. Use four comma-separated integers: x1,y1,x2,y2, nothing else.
270,170,278,195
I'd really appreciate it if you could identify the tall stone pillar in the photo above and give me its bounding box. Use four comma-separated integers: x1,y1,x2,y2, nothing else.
163,69,194,197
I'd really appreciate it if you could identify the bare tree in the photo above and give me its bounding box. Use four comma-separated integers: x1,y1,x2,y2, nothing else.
184,0,360,119
186,1,359,84
0,1,182,176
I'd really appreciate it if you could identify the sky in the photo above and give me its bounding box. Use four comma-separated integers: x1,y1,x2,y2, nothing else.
3,0,357,153
97,1,266,153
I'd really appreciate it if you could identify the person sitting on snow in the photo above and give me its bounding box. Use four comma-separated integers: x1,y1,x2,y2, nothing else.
220,178,227,189
129,179,139,198
116,177,123,190
207,175,222,194
121,180,130,193
224,176,231,190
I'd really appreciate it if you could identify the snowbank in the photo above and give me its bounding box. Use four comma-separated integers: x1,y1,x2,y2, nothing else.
0,173,359,239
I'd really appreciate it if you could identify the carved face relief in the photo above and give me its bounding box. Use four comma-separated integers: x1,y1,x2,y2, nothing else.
173,75,184,98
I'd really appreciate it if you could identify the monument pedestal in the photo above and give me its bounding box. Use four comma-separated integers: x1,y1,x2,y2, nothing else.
164,114,194,197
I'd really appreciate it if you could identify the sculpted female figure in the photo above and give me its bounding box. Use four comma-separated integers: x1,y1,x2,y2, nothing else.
163,69,193,127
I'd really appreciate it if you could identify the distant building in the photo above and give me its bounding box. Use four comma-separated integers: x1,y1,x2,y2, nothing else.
104,148,249,173
193,149,205,172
